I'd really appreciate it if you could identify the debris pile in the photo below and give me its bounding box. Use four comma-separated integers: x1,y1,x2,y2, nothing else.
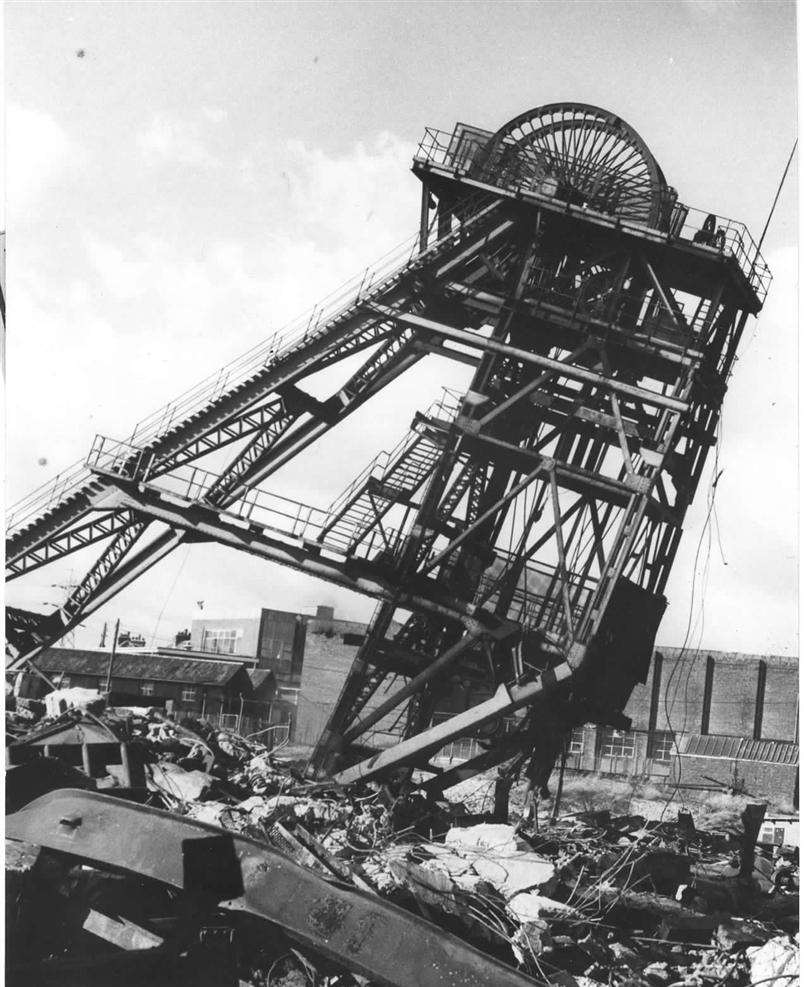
5,704,800,987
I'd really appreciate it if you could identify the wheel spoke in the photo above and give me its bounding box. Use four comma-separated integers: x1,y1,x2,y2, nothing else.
488,103,665,228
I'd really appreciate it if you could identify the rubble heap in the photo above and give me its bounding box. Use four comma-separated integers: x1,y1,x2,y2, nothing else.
5,704,800,987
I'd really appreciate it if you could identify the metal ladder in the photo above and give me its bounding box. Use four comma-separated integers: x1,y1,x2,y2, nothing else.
318,395,461,556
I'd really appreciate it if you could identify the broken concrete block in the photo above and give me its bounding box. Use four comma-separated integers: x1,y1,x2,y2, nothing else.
746,936,799,987
511,918,552,964
146,762,213,802
445,823,520,856
444,823,556,896
507,891,577,924
716,916,773,950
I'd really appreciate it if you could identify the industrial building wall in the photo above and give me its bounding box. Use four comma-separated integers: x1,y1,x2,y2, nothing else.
623,649,797,742
762,662,799,741
296,619,411,748
678,754,797,807
292,634,798,781
190,617,261,658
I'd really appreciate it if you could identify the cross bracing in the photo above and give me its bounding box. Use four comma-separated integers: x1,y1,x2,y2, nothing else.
6,103,770,791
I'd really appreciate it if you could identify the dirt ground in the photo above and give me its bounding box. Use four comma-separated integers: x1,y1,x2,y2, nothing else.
445,771,781,832
278,743,790,833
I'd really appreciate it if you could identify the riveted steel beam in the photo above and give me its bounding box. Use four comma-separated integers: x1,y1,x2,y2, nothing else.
7,789,539,987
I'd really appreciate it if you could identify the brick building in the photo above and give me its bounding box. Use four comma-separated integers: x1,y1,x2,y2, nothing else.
31,648,267,724
293,609,406,747
191,605,341,695
115,599,798,806
546,648,798,806
290,630,799,807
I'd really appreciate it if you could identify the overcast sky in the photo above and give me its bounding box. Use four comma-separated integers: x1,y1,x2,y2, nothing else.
4,0,797,656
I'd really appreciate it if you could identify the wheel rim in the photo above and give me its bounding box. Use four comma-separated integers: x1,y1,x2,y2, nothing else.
482,103,667,228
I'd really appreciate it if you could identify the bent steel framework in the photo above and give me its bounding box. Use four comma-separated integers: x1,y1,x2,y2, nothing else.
7,788,538,986
6,103,771,790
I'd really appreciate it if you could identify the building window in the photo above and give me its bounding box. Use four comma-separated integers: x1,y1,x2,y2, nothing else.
600,728,635,758
181,686,198,703
202,629,238,655
263,636,293,661
568,727,585,755
141,681,155,697
649,730,675,762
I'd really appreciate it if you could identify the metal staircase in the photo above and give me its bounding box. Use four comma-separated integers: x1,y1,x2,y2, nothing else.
7,101,771,800
318,391,461,556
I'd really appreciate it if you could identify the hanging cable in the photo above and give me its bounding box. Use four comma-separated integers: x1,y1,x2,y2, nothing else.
659,419,724,818
755,139,797,259
740,139,797,359
149,543,191,649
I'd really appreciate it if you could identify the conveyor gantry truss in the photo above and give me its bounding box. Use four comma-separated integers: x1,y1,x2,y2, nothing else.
6,103,771,791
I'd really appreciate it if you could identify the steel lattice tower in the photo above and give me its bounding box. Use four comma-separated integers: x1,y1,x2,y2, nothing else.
6,104,771,789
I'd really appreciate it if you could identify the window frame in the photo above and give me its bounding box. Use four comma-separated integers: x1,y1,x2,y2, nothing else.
202,628,238,655
568,726,585,755
600,727,636,758
648,730,675,762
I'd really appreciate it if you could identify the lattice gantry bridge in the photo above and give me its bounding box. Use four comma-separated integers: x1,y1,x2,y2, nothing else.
7,103,771,788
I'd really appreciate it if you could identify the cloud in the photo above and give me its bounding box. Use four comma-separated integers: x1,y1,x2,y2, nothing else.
15,124,794,655
283,132,416,244
202,107,228,125
6,104,81,213
137,115,218,168
6,128,454,642
680,0,739,18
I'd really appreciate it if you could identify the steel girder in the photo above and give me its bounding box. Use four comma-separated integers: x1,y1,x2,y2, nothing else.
7,789,539,987
304,215,756,781
7,198,513,664
7,197,508,567
5,331,426,668
7,104,767,799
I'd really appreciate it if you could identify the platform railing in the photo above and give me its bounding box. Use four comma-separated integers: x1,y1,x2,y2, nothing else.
85,435,408,562
416,125,771,301
676,205,772,301
6,458,93,536
475,549,595,639
125,194,495,454
416,127,660,221
127,229,425,449
324,387,463,518
7,196,497,539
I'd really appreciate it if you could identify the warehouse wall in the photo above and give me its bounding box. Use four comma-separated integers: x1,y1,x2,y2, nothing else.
624,649,797,742
761,663,798,741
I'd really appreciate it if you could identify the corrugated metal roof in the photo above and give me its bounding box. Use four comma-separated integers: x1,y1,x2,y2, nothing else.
680,733,799,765
35,648,246,686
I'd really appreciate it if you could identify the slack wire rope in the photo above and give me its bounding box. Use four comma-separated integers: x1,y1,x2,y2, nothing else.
655,140,797,808
148,542,191,651
738,137,797,361
659,417,723,820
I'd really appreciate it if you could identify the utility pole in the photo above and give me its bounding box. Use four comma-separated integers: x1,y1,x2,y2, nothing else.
99,622,108,649
104,619,120,695
49,577,81,649
550,740,569,825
